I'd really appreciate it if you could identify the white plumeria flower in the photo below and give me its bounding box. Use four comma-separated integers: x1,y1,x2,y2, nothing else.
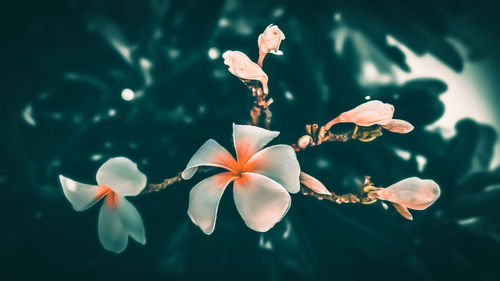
182,124,301,234
59,157,147,253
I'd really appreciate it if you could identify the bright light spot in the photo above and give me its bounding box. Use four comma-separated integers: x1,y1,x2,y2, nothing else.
93,115,102,122
485,184,500,192
22,104,37,127
198,104,206,114
167,48,180,60
316,157,331,169
457,217,479,226
91,154,103,161
415,155,427,172
284,91,294,101
273,7,284,18
121,88,134,101
394,148,411,161
334,12,342,22
218,18,229,27
108,109,116,117
365,96,371,100
282,220,291,239
259,234,273,250
140,58,152,69
363,62,379,81
208,47,220,60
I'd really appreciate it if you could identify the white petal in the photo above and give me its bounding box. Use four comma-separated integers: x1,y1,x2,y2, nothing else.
182,139,238,180
96,157,147,196
187,172,236,234
59,175,107,211
117,197,146,245
299,172,332,195
233,172,291,232
232,123,279,165
98,199,128,254
98,196,146,253
243,145,301,193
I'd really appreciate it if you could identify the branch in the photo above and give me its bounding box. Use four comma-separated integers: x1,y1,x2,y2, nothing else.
143,172,183,194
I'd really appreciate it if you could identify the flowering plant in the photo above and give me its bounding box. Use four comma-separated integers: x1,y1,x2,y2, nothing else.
59,24,440,253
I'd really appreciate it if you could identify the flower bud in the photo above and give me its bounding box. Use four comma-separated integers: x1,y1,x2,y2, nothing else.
297,135,313,149
258,24,285,55
222,50,269,94
325,100,394,130
374,177,440,220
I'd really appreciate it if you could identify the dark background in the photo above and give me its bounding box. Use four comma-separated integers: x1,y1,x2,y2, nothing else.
2,0,500,280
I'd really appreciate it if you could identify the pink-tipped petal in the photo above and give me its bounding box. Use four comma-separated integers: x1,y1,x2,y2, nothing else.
182,139,238,180
299,172,332,196
233,172,291,232
96,157,147,196
326,100,394,129
232,124,279,165
187,172,236,235
382,119,414,133
392,203,413,220
59,175,107,211
376,177,440,210
98,196,145,253
244,145,301,193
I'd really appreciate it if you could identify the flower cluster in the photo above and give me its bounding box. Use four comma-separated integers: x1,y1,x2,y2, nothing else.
58,24,441,253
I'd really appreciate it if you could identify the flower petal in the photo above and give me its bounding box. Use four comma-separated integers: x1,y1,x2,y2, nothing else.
299,172,331,195
59,175,108,211
187,172,236,235
117,197,146,245
243,145,300,193
181,139,238,180
98,198,128,253
233,172,291,232
382,119,414,133
96,157,147,196
98,195,146,253
232,124,279,165
392,203,413,220
377,177,440,210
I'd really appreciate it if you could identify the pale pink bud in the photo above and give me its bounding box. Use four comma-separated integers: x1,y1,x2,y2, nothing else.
382,119,414,133
222,50,269,94
375,177,440,214
258,24,286,55
325,100,394,130
300,172,331,196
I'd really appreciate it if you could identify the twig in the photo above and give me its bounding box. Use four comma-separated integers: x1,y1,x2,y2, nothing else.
143,172,183,194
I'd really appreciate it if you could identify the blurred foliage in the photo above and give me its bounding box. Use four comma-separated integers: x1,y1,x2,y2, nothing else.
2,0,500,280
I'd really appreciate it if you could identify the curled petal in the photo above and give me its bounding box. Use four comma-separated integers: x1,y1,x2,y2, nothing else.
244,145,301,193
325,100,394,130
376,177,441,210
222,51,269,94
232,124,279,166
299,172,332,196
182,139,238,180
233,172,291,232
188,172,236,234
382,119,414,133
98,195,145,253
258,24,286,54
96,157,147,196
59,175,108,211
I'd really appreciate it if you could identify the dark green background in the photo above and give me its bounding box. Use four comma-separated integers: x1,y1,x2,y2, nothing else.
2,0,500,280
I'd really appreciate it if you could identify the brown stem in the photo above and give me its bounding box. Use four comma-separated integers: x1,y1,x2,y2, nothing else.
143,173,183,194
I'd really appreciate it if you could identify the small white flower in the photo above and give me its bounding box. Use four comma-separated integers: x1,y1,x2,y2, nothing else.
59,157,147,253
